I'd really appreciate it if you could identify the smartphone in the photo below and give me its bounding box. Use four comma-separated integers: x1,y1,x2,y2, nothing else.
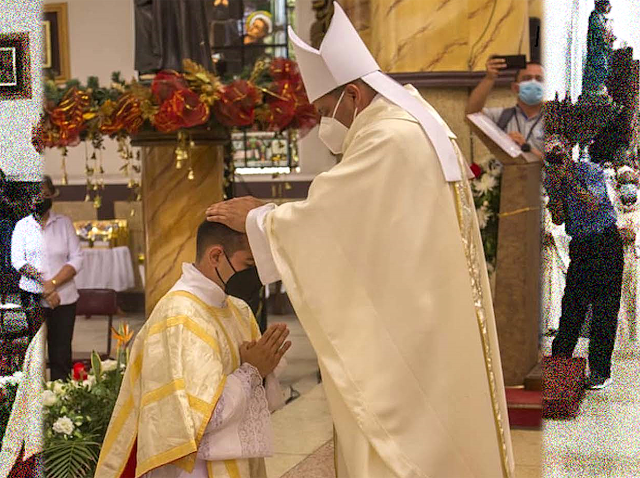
491,54,527,70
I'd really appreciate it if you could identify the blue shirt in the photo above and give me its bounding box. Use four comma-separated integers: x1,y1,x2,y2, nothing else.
544,162,617,239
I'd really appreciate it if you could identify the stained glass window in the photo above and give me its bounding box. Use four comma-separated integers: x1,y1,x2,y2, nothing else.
210,0,299,174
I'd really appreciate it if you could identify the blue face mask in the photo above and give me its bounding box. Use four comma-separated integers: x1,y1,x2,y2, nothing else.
518,80,544,106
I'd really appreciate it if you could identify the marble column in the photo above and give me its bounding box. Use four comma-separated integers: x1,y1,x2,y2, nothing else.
341,0,371,49
133,132,226,316
339,0,531,72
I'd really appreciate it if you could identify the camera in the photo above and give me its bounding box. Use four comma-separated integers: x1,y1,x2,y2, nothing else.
546,147,566,164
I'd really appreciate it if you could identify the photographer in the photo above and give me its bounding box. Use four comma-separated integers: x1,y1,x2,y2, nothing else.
466,57,545,160
544,135,624,390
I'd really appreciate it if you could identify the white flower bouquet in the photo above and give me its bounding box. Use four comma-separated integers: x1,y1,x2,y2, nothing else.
43,323,133,478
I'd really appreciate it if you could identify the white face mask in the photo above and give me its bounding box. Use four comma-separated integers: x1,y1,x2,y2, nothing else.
318,89,358,155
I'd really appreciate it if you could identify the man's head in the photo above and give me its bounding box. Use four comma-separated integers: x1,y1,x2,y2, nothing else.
512,62,544,107
595,0,612,14
195,220,254,289
313,79,377,128
313,79,377,154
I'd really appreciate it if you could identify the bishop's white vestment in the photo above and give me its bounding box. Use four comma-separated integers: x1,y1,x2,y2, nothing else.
246,87,515,478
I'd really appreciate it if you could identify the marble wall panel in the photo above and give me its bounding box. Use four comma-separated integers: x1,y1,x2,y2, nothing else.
141,145,224,315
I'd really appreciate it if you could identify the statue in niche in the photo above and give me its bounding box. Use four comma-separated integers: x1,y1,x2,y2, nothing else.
582,0,616,96
310,0,334,49
134,0,214,76
209,0,242,48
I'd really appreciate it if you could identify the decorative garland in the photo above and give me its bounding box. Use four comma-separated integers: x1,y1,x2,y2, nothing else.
32,58,319,205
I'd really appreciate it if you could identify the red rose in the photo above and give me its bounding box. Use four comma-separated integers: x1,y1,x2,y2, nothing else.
470,162,483,179
152,89,210,133
72,362,87,381
213,80,261,127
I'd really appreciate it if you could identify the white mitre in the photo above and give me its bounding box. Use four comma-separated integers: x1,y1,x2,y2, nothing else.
288,2,471,182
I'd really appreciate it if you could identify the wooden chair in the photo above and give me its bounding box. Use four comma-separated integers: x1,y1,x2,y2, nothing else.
76,288,118,359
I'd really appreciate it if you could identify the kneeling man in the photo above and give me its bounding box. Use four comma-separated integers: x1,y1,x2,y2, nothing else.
96,221,291,477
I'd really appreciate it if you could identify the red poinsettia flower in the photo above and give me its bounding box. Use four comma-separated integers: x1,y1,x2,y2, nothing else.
151,70,190,103
153,89,211,133
213,79,261,127
263,99,297,131
72,362,88,381
269,58,303,83
470,162,483,179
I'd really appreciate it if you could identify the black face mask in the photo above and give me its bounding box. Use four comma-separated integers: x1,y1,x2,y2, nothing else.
34,198,52,217
216,252,263,316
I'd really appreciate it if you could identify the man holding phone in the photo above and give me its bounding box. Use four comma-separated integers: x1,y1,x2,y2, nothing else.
544,134,623,390
466,55,545,160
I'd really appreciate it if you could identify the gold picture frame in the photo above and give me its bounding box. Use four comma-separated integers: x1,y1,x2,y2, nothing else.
0,32,32,101
42,2,70,83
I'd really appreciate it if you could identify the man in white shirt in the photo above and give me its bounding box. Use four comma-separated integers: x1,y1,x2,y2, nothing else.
11,176,83,380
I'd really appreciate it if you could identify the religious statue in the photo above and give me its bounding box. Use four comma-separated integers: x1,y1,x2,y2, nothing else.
134,0,214,75
582,0,615,96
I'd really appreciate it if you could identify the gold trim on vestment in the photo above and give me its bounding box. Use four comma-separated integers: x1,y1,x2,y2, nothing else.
148,315,222,356
452,155,513,478
140,379,186,407
137,441,198,475
168,291,242,369
224,459,241,478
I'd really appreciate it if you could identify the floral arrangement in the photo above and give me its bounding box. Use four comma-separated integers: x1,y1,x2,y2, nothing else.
0,372,23,445
43,323,133,478
33,58,316,153
470,156,503,275
32,57,317,206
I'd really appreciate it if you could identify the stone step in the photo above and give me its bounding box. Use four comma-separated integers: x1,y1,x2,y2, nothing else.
506,387,542,429
524,362,542,391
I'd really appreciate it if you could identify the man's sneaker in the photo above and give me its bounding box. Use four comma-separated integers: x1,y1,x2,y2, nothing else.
585,374,611,390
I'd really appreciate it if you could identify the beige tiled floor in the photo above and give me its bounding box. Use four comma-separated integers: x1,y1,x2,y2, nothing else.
542,338,640,478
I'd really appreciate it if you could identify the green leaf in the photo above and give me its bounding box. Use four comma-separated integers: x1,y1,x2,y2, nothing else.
91,352,102,384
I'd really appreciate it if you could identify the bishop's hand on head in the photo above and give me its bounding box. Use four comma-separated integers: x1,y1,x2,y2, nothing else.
206,196,266,233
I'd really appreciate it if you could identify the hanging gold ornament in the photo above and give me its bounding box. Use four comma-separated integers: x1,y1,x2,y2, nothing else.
60,147,69,185
187,168,195,180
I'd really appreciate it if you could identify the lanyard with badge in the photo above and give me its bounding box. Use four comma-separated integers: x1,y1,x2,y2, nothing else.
514,110,542,152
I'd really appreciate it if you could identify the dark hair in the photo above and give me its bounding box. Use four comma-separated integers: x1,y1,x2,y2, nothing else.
515,61,543,82
43,175,56,195
329,78,372,98
195,220,247,262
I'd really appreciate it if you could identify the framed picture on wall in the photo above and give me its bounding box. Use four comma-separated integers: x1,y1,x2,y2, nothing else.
0,32,32,101
43,2,70,83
